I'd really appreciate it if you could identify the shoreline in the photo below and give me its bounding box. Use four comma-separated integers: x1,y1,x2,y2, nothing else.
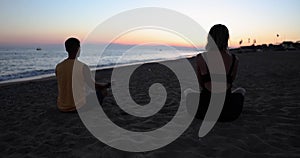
0,55,196,86
1,49,298,86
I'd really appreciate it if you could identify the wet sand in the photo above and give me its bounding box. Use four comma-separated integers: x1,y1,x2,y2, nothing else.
1,51,299,158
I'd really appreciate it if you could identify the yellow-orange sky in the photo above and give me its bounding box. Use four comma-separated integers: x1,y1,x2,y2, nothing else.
0,0,299,48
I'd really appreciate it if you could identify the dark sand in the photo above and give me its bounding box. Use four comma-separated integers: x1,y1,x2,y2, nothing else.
1,51,300,158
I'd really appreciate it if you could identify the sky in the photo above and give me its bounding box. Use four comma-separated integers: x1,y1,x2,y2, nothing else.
0,0,299,48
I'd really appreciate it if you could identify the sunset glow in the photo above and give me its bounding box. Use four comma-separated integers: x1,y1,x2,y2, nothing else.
0,0,299,48
102,29,200,48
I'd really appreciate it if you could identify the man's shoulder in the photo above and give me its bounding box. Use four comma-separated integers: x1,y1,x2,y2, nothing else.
56,60,65,69
56,59,88,70
76,60,88,66
73,60,88,69
56,59,70,67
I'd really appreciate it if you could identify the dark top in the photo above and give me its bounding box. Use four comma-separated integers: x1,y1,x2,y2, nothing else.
193,53,244,122
198,53,236,93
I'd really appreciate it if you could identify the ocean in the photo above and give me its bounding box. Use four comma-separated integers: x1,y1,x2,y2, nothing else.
0,44,200,83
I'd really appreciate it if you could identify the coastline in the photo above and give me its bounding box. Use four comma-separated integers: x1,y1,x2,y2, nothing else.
1,49,298,86
0,54,197,86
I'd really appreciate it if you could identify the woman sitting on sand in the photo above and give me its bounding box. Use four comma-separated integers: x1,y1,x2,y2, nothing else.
194,24,246,122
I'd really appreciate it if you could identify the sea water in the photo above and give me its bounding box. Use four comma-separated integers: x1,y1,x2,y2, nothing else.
0,45,200,83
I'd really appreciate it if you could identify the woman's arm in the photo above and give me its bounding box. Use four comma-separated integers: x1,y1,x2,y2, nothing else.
196,53,209,89
231,56,239,81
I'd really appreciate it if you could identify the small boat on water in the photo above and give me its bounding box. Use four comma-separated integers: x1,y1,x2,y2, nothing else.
36,48,42,51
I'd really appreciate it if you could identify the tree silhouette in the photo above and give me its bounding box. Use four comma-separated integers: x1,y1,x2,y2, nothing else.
239,39,243,45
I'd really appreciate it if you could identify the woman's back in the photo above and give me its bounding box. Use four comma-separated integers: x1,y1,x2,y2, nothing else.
196,51,239,92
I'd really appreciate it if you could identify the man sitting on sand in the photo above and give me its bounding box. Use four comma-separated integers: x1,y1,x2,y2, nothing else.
55,37,110,112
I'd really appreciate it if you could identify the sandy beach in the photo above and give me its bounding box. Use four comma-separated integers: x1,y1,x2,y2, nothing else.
1,50,300,158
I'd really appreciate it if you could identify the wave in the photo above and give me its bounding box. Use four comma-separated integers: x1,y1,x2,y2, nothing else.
0,53,198,85
0,69,55,82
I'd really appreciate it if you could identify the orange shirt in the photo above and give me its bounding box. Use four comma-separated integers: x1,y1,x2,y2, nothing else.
55,59,87,112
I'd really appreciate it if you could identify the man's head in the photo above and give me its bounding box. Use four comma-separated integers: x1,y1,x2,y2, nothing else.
65,37,80,57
